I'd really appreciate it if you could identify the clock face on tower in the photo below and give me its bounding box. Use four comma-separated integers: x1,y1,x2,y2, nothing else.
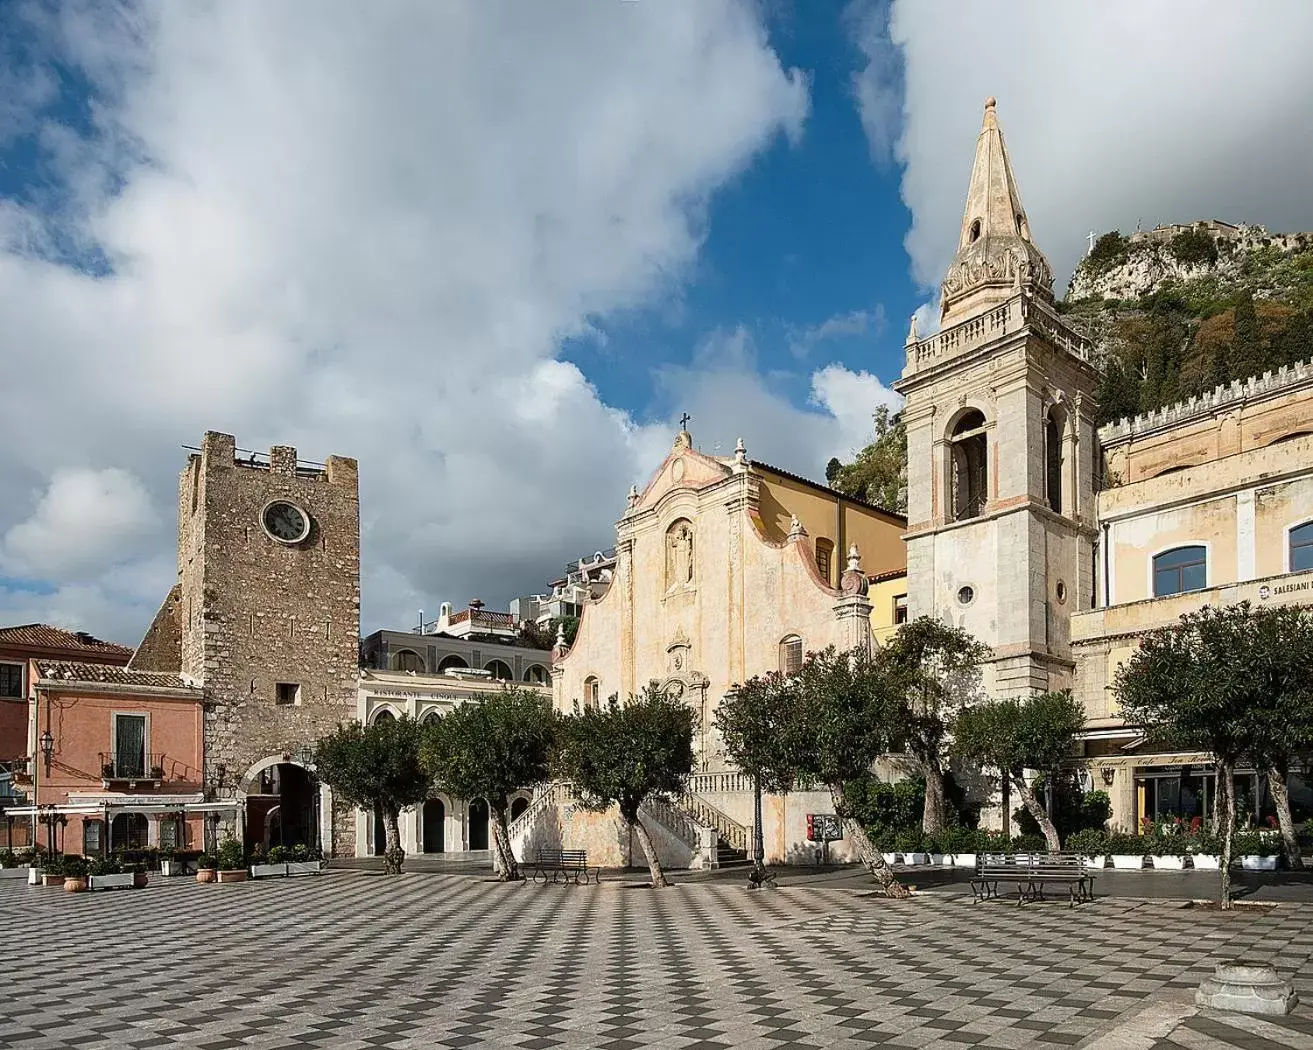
262,500,310,544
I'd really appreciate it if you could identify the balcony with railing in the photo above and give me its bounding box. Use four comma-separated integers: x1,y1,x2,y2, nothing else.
99,753,167,785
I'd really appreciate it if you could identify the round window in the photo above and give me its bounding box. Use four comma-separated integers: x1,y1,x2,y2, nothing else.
261,500,310,544
957,585,975,606
1056,581,1068,604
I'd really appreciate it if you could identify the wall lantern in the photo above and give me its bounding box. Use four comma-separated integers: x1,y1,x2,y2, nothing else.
1100,766,1116,787
39,729,54,774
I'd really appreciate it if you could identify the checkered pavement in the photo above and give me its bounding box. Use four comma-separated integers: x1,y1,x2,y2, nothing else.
1,873,1311,1049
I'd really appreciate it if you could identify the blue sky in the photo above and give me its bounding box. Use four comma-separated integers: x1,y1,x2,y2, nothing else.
1,1,1312,642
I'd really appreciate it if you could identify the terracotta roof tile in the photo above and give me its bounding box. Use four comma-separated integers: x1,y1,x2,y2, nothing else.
0,623,134,657
34,661,197,692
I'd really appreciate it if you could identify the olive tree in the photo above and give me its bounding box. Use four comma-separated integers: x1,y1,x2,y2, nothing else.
313,714,432,875
554,684,695,888
420,686,556,881
720,646,909,898
879,617,989,833
952,690,1084,852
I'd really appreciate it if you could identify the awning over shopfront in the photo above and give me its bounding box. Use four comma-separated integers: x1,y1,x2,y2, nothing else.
5,795,244,819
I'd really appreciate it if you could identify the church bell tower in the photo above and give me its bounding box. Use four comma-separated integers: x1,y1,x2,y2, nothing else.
895,98,1101,697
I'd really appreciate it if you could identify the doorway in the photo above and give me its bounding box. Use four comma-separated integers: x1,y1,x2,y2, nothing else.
422,799,445,854
467,798,489,850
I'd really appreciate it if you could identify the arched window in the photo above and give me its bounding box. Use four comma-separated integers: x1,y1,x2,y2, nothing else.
371,707,396,725
1290,522,1313,573
437,655,468,673
1045,407,1064,514
1153,546,1207,597
583,676,600,708
779,635,803,675
969,218,982,243
421,709,442,727
394,649,425,673
485,660,512,681
510,796,530,821
523,664,548,684
949,410,988,521
814,538,835,584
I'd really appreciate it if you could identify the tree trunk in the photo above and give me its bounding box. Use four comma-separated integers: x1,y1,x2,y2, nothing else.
1267,766,1303,871
1218,760,1234,910
829,782,909,898
1011,773,1060,852
490,805,520,881
383,806,405,875
914,750,948,835
629,812,667,888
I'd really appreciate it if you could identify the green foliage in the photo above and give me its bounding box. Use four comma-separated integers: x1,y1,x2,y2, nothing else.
555,683,695,822
89,856,121,876
1012,833,1048,853
893,827,926,853
1169,229,1218,266
0,850,16,868
881,617,990,761
197,853,217,869
41,854,63,876
519,616,578,650
267,845,289,864
843,776,925,843
1065,828,1108,855
825,405,907,514
1018,782,1110,839
422,686,555,816
1083,231,1130,274
314,713,433,816
715,671,799,795
951,691,1084,775
1233,830,1278,857
1105,833,1145,856
61,855,89,878
791,647,902,789
216,836,245,871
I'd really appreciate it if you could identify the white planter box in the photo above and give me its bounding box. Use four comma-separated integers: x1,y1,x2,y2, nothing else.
927,853,947,866
1192,854,1221,870
1110,854,1145,870
286,861,322,876
250,863,289,878
901,852,927,866
0,867,29,880
1151,855,1186,870
1080,855,1106,869
89,872,136,890
881,852,898,865
1240,855,1277,871
159,859,181,877
949,853,977,869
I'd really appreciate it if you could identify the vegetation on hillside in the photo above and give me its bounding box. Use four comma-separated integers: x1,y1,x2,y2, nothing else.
825,405,907,513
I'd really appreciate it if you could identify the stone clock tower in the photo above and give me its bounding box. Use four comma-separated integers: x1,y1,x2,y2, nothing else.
171,430,360,846
895,99,1101,698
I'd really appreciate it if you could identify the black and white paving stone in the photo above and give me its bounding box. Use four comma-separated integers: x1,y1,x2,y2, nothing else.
2,871,1311,1049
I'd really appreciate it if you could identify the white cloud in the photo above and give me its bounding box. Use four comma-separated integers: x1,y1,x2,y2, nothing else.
857,0,1313,292
786,304,886,359
1,468,160,583
0,0,813,643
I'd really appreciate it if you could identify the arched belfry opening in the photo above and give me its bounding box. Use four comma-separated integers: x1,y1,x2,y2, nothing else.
1045,405,1066,515
949,410,988,521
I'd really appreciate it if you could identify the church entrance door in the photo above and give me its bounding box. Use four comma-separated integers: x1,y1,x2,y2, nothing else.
423,799,445,853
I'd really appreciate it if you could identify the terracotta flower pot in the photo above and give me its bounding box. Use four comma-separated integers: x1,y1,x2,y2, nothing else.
196,868,217,884
216,869,248,883
63,877,88,893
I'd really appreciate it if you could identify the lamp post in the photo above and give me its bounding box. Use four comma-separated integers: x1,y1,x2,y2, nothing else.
296,744,321,854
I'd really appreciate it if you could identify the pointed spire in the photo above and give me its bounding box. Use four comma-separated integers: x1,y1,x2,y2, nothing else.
940,97,1053,326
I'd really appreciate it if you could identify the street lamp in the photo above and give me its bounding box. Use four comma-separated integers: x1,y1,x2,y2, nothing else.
296,744,321,855
39,729,54,774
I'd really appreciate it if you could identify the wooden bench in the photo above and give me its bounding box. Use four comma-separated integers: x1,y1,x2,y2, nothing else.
971,852,1095,907
523,848,600,885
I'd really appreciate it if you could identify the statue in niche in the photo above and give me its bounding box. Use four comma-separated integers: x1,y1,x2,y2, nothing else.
668,521,694,587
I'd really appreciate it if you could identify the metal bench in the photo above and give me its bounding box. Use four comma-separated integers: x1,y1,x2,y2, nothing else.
523,848,600,885
971,852,1095,907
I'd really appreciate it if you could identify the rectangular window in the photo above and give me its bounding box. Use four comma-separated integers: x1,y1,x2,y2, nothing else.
0,662,23,699
83,820,102,858
275,682,301,706
1290,522,1313,573
779,636,803,676
814,538,834,584
113,714,147,778
159,818,179,850
893,594,908,625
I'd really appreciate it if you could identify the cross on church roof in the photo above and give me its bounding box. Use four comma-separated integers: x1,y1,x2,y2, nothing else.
679,412,691,431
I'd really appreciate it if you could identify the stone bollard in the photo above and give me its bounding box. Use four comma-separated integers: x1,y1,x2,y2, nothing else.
1196,963,1298,1016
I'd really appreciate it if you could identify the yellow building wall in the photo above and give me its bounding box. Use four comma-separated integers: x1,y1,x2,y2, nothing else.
1255,481,1313,578
1109,495,1238,604
868,575,907,647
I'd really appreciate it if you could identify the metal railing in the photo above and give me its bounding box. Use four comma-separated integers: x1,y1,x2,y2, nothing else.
98,753,166,780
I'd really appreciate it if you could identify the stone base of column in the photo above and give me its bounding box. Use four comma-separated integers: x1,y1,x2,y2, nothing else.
1196,963,1298,1016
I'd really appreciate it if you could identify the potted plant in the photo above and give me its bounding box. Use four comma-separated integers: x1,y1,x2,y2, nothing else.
925,830,947,867
1011,833,1048,863
1234,829,1278,871
149,762,165,780
874,831,897,867
196,853,218,883
89,855,134,890
216,836,248,883
101,761,115,779
285,843,324,876
251,844,288,879
159,847,181,878
895,828,926,866
1187,826,1221,869
62,855,90,893
40,854,65,887
1149,822,1187,870
1106,832,1146,869
1066,828,1108,869
945,827,984,869
0,849,27,880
